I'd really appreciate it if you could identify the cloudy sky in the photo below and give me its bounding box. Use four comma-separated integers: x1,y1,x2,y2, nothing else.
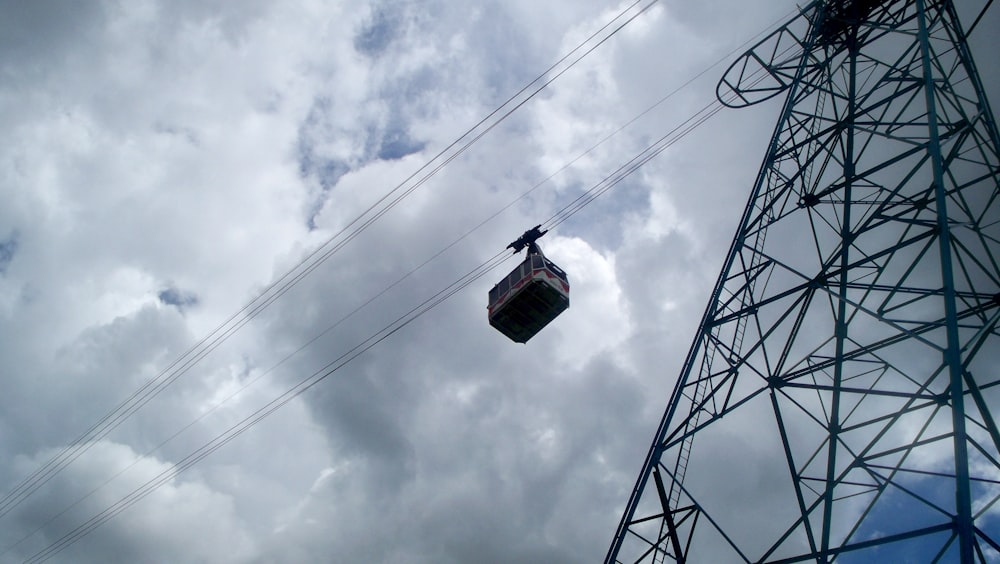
0,1,997,563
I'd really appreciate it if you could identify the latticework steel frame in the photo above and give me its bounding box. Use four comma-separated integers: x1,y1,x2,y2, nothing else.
607,0,1000,562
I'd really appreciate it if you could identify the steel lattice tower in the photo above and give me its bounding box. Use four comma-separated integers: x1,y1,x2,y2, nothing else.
607,0,1000,562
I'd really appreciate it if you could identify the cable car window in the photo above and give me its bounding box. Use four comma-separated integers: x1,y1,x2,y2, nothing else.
489,286,498,304
532,255,543,269
499,277,509,295
548,262,567,281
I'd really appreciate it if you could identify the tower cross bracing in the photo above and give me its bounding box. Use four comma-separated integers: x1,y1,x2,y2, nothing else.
607,0,1000,562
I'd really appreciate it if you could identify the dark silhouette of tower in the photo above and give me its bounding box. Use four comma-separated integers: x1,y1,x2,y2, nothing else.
607,0,1000,562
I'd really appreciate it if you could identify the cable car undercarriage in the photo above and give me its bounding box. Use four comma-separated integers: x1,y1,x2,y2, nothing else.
488,226,570,343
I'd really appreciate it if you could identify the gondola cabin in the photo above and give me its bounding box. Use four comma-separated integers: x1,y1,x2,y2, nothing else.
488,250,569,343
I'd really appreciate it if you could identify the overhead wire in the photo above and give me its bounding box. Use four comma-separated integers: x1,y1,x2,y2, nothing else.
542,96,729,232
542,55,801,232
1,221,513,560
13,10,801,563
13,5,803,561
0,0,663,525
23,249,515,564
18,57,791,564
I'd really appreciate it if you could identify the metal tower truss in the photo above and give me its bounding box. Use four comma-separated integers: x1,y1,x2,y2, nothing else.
608,0,1000,562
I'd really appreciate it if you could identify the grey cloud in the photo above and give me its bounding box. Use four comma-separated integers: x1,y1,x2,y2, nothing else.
0,1,106,72
4,0,996,563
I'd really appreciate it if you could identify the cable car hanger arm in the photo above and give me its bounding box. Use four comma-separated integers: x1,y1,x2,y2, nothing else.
506,225,547,255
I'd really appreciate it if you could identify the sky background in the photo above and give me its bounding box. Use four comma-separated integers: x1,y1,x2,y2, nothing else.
0,1,997,563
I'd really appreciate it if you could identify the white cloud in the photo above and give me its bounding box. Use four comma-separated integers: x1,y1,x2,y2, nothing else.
545,235,632,371
1,0,997,562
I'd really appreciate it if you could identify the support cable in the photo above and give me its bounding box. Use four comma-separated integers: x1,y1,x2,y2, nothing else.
543,45,799,232
22,250,513,564
0,0,660,523
7,5,802,559
16,64,786,560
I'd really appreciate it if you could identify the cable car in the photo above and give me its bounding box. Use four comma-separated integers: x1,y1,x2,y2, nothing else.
488,226,569,343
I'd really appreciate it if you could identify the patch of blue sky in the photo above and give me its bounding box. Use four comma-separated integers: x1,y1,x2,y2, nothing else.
0,232,17,274
314,158,351,192
376,126,425,161
295,99,336,179
296,116,353,230
297,96,427,228
158,287,199,310
556,176,651,250
838,529,958,564
354,7,399,58
837,476,966,563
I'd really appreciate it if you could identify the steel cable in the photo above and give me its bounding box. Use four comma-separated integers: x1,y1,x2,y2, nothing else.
22,250,513,564
0,0,661,524
10,6,804,560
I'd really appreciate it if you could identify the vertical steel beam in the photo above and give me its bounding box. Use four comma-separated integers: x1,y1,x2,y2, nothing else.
915,1,975,561
822,13,858,560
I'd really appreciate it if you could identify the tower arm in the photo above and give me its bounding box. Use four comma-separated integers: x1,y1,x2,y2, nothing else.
717,0,899,108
